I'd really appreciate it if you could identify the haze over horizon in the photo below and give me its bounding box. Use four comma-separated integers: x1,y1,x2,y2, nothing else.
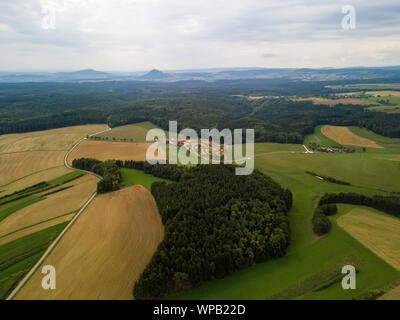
1,0,400,71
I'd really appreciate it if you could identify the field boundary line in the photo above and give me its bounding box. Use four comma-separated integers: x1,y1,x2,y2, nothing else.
6,126,110,300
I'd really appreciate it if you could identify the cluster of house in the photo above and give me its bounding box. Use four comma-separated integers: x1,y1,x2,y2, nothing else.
317,146,355,153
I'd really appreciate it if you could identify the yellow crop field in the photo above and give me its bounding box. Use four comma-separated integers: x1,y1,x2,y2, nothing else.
0,124,108,153
0,166,72,197
298,97,378,106
67,140,163,164
366,91,400,97
15,185,164,300
337,207,400,271
321,125,384,149
0,151,66,186
0,174,98,237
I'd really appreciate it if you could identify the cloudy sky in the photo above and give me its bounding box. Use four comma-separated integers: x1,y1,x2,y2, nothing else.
1,0,400,71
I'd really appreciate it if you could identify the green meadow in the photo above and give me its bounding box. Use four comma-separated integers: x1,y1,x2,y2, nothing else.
121,168,172,191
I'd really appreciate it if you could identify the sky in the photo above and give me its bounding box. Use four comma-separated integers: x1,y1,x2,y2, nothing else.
1,0,400,71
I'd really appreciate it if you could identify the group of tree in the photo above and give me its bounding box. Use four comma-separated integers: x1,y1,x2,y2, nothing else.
312,204,338,235
133,164,292,299
305,171,351,186
71,158,122,193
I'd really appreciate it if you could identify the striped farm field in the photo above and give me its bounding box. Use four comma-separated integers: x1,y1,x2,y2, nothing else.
0,174,98,238
0,212,75,246
337,207,400,271
15,185,164,300
67,140,164,164
321,125,383,149
0,166,72,197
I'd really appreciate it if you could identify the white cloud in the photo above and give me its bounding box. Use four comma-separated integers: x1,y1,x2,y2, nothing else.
0,0,400,70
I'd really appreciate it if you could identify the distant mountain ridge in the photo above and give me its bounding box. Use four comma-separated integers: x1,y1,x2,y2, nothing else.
2,66,400,83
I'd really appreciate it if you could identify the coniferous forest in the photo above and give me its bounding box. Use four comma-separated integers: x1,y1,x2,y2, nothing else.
133,164,292,299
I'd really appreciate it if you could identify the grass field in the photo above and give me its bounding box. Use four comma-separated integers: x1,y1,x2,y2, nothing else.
94,121,160,143
173,136,400,300
321,125,383,149
338,207,400,271
304,125,341,147
67,140,159,164
121,168,172,190
0,222,69,299
16,185,164,300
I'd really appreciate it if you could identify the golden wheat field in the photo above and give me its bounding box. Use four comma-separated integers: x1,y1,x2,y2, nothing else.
298,97,378,106
0,151,66,186
0,174,98,238
0,124,108,153
337,207,400,271
321,125,383,148
67,140,163,164
15,185,164,300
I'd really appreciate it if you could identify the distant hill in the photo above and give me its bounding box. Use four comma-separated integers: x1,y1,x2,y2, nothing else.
138,69,175,81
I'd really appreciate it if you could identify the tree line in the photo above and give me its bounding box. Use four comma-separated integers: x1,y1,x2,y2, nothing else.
318,193,400,218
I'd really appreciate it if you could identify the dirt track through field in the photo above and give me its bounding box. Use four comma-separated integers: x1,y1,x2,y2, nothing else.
15,185,164,300
321,125,383,149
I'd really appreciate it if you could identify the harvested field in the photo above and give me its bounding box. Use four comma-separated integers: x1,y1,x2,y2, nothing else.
380,285,400,300
298,97,378,106
338,207,400,271
15,185,164,300
0,151,66,186
0,213,74,246
0,166,72,197
366,91,400,97
321,125,383,149
0,174,98,237
67,140,164,164
0,124,107,153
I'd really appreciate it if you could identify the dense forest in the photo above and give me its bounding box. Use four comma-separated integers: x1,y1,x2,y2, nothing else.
133,165,292,299
1,80,399,142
